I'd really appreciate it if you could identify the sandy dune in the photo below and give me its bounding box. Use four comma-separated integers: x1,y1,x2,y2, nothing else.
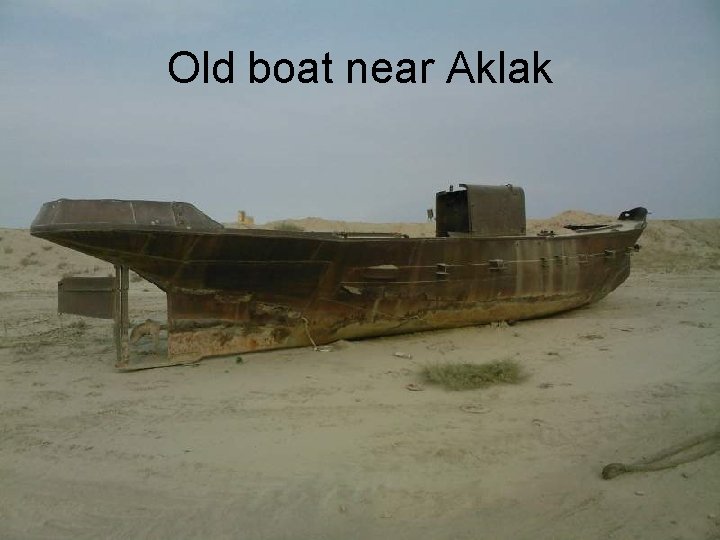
0,214,718,539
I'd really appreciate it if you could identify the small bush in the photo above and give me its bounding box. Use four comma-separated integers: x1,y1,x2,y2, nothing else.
3,246,13,254
274,222,305,232
20,255,40,266
422,359,525,390
68,319,87,330
15,342,40,355
42,245,53,251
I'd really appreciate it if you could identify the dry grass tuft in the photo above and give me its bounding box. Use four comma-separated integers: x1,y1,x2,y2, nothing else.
422,359,525,390
20,253,41,266
67,319,88,330
15,342,41,355
66,319,88,335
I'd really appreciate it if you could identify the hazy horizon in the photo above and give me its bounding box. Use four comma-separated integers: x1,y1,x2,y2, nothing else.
1,1,719,227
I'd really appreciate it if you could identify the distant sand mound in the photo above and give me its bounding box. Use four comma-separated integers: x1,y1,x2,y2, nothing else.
0,228,113,292
632,219,720,272
527,210,614,235
260,217,436,237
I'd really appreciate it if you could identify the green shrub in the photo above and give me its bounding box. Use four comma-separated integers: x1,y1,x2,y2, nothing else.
422,359,525,390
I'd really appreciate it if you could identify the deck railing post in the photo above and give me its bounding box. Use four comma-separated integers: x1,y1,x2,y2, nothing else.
114,265,130,366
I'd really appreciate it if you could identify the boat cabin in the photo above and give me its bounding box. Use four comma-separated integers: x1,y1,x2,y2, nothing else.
435,184,526,237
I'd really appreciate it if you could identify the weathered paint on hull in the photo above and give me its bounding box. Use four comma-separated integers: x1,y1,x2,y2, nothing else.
31,224,642,363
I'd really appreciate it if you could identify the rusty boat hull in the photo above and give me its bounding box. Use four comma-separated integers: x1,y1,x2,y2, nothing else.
30,188,646,365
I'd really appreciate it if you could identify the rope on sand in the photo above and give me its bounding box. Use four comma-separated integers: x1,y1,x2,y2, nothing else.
301,317,332,352
601,430,720,480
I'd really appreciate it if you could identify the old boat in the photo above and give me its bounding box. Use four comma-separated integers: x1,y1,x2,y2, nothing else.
31,184,646,368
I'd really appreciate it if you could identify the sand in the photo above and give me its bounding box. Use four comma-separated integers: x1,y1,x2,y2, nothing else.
1,215,719,539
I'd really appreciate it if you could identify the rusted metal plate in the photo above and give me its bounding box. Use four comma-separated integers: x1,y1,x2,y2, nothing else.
58,276,115,318
362,264,400,280
31,189,648,368
436,184,525,237
32,199,223,231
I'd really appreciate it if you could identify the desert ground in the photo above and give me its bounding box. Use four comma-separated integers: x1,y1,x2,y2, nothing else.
0,213,718,539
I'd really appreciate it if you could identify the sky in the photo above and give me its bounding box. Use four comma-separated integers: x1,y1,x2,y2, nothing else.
1,0,719,227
